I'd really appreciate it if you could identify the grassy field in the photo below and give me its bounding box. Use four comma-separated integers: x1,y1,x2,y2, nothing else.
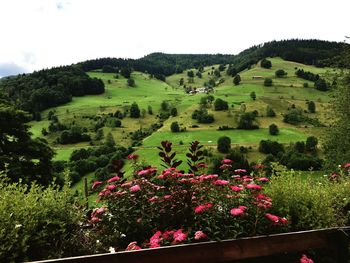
27,57,334,191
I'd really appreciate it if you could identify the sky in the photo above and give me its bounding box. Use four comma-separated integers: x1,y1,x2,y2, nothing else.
0,0,349,77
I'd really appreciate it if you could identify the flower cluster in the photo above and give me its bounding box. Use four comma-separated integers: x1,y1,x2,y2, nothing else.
90,157,287,252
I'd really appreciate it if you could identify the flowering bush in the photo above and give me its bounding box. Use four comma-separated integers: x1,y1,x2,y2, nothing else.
90,141,288,252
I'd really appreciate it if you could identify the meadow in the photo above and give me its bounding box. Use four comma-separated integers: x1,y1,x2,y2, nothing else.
28,57,332,182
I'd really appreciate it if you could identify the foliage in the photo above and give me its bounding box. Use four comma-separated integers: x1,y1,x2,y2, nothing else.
275,69,287,78
217,136,231,153
269,124,279,135
259,140,284,156
0,100,55,186
267,166,350,231
130,102,141,118
233,74,241,85
90,147,288,251
264,78,273,86
295,69,320,82
250,91,256,101
237,112,259,130
307,101,316,113
192,109,215,123
283,108,303,125
260,58,272,69
157,141,182,169
323,74,350,168
170,122,180,133
314,78,330,91
186,141,205,174
0,66,104,113
266,106,276,117
0,175,87,262
127,78,136,87
214,98,228,111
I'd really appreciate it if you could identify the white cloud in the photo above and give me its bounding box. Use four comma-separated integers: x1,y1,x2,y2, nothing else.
0,0,349,76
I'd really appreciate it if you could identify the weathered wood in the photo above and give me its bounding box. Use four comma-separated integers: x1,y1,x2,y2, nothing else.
29,228,349,263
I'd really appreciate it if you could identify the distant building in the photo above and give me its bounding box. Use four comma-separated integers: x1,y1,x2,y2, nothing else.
252,76,264,80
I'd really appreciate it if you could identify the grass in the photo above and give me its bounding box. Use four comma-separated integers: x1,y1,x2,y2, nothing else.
27,57,335,191
142,128,307,147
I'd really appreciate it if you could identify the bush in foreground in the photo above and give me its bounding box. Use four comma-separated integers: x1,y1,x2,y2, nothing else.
0,174,87,262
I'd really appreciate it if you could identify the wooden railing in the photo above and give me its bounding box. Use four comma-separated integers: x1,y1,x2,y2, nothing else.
29,227,349,263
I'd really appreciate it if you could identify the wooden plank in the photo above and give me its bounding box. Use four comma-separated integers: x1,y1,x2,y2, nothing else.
29,228,349,263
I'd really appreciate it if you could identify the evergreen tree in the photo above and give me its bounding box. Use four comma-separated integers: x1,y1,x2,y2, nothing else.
217,136,231,153
130,102,140,118
170,122,180,132
250,91,256,101
269,124,279,135
233,74,241,85
0,99,54,185
308,101,316,113
105,132,116,147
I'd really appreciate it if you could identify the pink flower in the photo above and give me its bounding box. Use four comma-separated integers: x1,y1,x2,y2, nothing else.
220,164,232,169
300,254,314,263
265,213,279,222
258,177,269,182
127,154,139,160
106,184,116,191
149,231,162,248
221,159,233,164
173,229,187,242
107,175,120,183
194,203,213,214
246,183,262,190
199,174,218,181
163,195,172,200
95,207,106,214
126,242,141,251
230,185,244,192
197,163,208,168
149,196,159,202
92,181,103,190
212,179,229,186
138,167,157,177
234,169,247,174
343,163,350,168
162,230,175,241
194,231,207,240
130,184,141,192
230,206,247,216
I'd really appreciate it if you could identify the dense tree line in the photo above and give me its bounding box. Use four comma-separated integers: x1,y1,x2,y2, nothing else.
79,53,234,77
0,66,105,114
229,39,348,72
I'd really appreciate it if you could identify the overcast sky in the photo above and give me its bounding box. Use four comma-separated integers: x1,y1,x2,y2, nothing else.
0,0,349,77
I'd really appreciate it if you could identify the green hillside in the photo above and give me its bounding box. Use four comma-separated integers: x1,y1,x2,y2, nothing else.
26,57,335,182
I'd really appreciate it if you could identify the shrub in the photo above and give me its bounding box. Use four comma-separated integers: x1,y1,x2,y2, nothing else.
266,167,350,231
170,122,180,132
237,112,259,130
264,78,273,87
233,74,241,85
269,124,279,135
261,58,272,69
217,136,231,153
214,98,229,111
0,175,86,262
259,140,284,156
275,69,287,78
90,147,288,251
266,106,276,117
